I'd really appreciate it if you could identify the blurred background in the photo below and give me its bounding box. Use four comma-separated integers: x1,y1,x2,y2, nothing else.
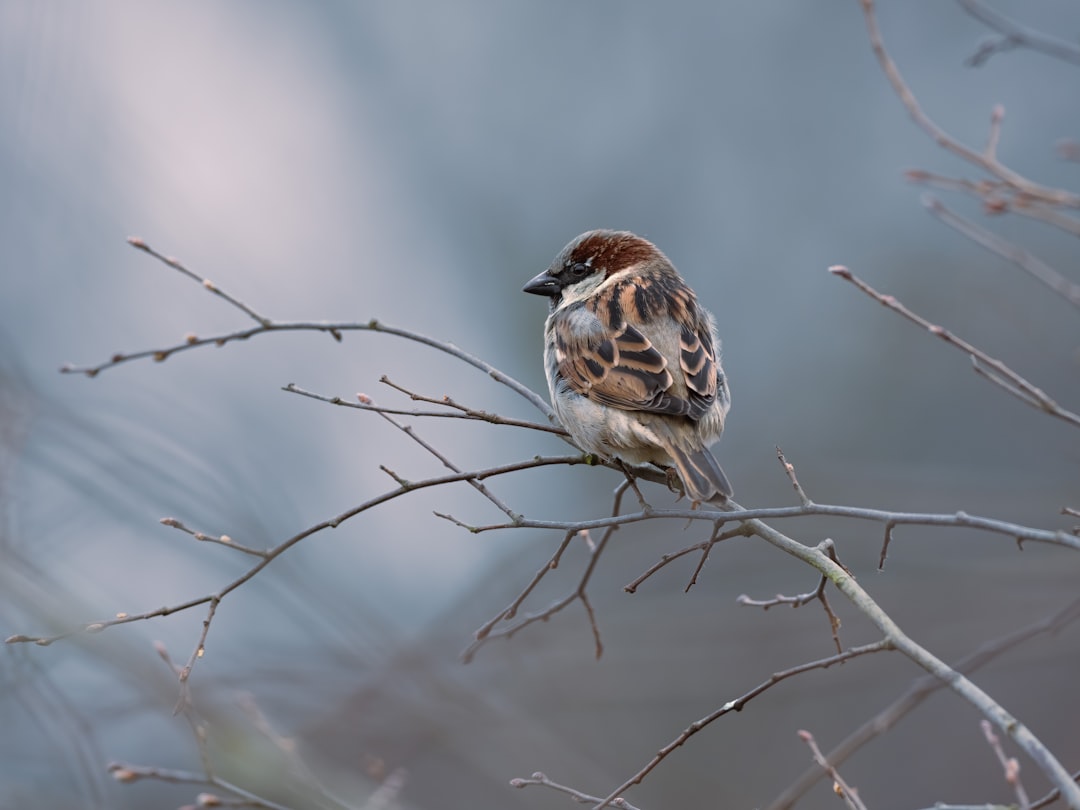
2,1,1079,808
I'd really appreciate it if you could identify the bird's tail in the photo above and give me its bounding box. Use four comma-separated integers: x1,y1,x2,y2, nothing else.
669,445,733,502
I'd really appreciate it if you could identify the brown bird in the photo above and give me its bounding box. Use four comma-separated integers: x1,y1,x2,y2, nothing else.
524,230,732,502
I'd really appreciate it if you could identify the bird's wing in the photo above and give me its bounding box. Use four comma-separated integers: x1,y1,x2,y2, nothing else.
552,292,718,420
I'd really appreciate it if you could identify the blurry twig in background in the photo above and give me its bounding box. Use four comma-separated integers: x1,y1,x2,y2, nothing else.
981,719,1031,810
858,0,1080,208
109,642,407,809
958,0,1080,68
798,729,868,810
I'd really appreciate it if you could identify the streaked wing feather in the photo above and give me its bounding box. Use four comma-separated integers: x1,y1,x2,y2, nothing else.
679,323,718,419
555,320,690,416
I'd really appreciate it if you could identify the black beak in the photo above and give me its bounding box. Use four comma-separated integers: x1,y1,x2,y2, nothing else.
522,270,561,297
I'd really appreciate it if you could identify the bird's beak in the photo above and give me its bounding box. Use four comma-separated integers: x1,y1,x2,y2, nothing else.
522,270,561,297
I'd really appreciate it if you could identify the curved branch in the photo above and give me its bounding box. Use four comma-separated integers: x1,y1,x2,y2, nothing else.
747,517,1080,809
859,0,1080,208
64,238,555,421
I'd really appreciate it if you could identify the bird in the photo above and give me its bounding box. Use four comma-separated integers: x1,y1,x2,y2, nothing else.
523,229,732,502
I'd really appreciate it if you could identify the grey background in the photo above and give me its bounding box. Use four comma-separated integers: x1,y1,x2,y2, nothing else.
1,2,1078,808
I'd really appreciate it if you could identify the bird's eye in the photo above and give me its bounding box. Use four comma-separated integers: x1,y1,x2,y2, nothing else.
567,261,591,279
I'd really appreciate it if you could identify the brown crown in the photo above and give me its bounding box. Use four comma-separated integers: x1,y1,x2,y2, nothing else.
564,230,668,277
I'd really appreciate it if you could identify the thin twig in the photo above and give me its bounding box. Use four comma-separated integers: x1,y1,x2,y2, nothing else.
776,446,812,507
623,525,750,594
923,195,1080,310
375,408,523,523
460,481,632,663
67,239,556,421
586,641,892,810
766,595,1080,810
905,170,1080,237
283,382,568,436
958,0,1080,67
982,719,1031,810
684,522,750,592
175,596,219,713
5,455,587,659
746,517,1080,808
830,265,1080,428
510,772,642,810
798,729,869,810
878,520,897,570
159,517,269,559
107,761,294,810
1031,768,1080,810
739,538,844,653
127,237,271,326
237,692,359,810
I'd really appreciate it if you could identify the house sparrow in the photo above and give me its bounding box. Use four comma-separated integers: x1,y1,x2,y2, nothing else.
523,230,732,502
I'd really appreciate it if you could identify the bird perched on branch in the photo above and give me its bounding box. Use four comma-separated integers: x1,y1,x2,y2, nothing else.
523,230,732,502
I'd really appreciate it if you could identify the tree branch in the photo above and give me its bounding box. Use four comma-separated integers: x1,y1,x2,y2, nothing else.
858,0,1080,208
958,0,1080,67
830,265,1080,429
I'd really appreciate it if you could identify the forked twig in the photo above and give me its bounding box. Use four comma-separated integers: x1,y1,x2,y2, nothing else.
858,0,1080,207
460,480,634,663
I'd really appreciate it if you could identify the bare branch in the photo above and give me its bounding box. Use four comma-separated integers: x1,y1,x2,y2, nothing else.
958,0,1080,67
283,382,568,436
905,170,1080,237
441,497,1080,554
127,236,271,326
160,516,269,559
374,408,524,523
739,538,844,653
858,0,1080,207
5,454,586,660
923,195,1080,310
107,761,294,810
830,265,1080,429
510,772,643,810
175,597,220,713
747,518,1080,807
64,239,556,421
684,521,749,592
878,520,897,570
460,480,632,663
1031,769,1080,810
798,729,869,810
982,719,1031,810
586,641,892,810
767,594,1080,810
776,446,812,507
622,523,750,594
